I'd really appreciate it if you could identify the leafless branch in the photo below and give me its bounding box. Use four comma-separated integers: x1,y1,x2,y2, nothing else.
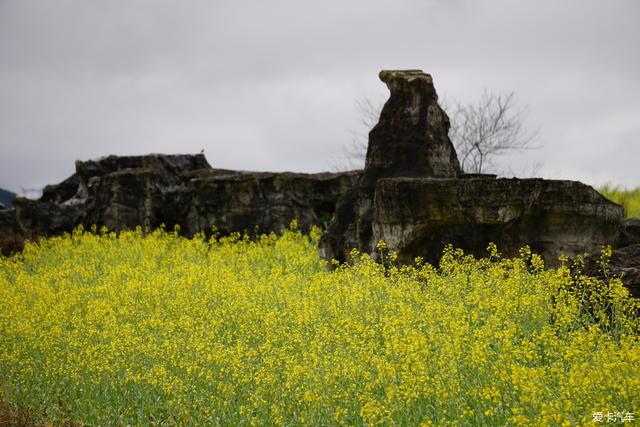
450,90,540,173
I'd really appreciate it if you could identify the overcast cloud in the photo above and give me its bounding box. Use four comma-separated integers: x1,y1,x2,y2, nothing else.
1,0,638,194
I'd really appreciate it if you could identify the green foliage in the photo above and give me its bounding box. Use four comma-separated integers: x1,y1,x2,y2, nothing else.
598,184,640,219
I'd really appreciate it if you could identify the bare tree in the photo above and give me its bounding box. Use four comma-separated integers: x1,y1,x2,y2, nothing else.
335,97,381,170
447,91,539,174
340,91,539,174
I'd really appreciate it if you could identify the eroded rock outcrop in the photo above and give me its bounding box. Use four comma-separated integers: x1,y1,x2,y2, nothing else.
8,154,360,239
373,177,622,266
13,154,210,235
363,70,460,185
13,198,85,236
319,70,460,262
319,69,625,268
1,68,632,285
0,208,17,236
619,220,640,247
184,171,359,236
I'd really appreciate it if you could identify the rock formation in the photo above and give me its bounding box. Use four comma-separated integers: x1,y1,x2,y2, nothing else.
0,207,17,236
579,220,640,297
373,177,622,267
183,171,359,236
620,220,640,247
362,70,460,185
319,70,461,262
0,68,635,296
8,154,360,239
319,69,625,268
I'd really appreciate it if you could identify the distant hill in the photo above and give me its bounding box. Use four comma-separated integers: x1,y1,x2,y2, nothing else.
0,188,16,209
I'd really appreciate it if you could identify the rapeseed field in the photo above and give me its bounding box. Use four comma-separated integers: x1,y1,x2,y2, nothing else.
0,225,638,426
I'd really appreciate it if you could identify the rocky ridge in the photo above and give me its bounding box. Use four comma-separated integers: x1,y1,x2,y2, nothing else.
0,69,637,295
7,154,360,238
319,70,625,269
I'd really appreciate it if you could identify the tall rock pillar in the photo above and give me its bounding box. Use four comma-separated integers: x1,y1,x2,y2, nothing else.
319,69,460,262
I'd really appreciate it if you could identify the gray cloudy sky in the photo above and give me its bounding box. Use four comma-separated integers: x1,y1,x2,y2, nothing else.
1,0,639,194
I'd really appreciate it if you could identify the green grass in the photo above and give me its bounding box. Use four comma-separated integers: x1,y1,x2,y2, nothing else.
598,185,640,219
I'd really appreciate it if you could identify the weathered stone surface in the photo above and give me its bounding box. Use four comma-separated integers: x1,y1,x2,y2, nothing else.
184,171,360,236
2,69,635,292
76,153,211,185
7,153,360,239
582,244,640,298
0,208,17,235
13,197,85,235
619,219,640,247
0,208,23,256
319,69,629,276
373,177,623,266
319,69,460,262
40,174,81,203
364,70,460,186
13,154,212,234
83,168,169,231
